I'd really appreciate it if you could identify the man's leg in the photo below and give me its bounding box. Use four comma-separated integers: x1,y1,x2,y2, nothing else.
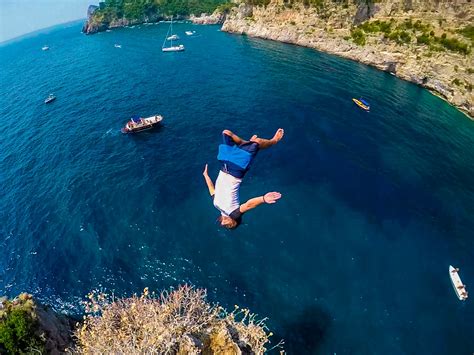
249,128,284,149
222,129,248,145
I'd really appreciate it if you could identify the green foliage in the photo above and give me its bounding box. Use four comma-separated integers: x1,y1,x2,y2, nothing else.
417,33,431,45
359,20,392,34
438,36,470,55
216,2,236,13
386,30,411,44
351,28,366,46
0,306,45,354
399,30,411,44
467,68,474,74
452,78,461,86
96,0,230,19
458,25,474,42
244,0,271,6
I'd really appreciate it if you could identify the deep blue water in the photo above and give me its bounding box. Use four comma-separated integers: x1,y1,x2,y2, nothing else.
1,21,474,353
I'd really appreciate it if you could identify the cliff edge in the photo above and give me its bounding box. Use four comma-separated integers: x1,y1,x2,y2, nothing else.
222,0,474,118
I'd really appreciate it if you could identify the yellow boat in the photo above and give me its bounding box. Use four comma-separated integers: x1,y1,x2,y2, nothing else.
352,98,370,111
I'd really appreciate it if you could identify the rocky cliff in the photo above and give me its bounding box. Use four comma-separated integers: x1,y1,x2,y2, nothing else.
82,4,163,34
190,9,227,25
222,0,474,118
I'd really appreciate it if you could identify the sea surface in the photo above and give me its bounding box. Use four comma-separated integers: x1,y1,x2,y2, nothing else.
1,21,473,353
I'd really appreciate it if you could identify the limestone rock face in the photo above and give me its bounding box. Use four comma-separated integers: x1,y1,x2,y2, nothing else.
191,10,227,25
222,0,474,118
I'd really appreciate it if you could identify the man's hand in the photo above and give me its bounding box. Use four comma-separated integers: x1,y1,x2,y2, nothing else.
202,164,215,196
264,192,282,204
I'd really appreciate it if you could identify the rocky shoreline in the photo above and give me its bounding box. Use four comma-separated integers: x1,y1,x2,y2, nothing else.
82,5,225,35
221,1,473,119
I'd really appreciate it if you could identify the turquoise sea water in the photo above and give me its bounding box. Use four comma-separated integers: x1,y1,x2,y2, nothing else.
1,21,474,353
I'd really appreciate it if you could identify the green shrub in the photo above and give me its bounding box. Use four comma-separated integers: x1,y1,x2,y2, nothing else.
387,31,399,41
0,307,45,354
467,68,474,74
417,33,431,45
399,30,411,44
452,78,461,86
458,25,474,42
439,36,470,55
359,20,391,34
351,28,366,45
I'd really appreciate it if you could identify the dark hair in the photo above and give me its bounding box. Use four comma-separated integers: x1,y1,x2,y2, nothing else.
217,216,238,229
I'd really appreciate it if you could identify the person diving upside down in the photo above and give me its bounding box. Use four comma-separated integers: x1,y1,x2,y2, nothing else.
203,128,284,229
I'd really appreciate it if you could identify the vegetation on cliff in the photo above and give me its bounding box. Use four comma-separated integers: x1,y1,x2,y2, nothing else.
95,0,229,20
75,285,281,353
350,18,471,55
1,286,280,353
0,294,46,354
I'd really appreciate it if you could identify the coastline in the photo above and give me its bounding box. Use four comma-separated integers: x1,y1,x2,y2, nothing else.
221,2,473,119
222,25,473,119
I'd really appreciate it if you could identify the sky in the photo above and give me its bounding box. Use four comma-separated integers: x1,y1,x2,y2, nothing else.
0,0,96,43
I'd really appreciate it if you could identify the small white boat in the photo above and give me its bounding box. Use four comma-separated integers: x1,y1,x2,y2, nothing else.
114,44,122,48
44,94,56,104
162,45,185,52
42,46,49,51
106,29,112,32
449,265,468,301
167,34,179,41
185,31,195,36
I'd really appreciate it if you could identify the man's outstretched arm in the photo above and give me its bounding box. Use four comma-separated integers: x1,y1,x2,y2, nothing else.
239,192,282,213
202,164,215,196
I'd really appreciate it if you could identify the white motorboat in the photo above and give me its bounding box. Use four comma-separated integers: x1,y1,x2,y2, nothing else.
42,46,49,51
121,115,163,134
114,44,122,48
167,34,179,41
449,265,468,301
44,94,56,104
185,31,195,36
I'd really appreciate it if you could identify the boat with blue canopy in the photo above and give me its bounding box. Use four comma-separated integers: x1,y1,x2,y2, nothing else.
121,115,163,134
352,98,370,111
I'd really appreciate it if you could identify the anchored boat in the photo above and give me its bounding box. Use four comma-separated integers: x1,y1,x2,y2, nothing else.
121,115,163,134
449,265,468,301
44,94,56,104
162,17,185,52
352,98,370,111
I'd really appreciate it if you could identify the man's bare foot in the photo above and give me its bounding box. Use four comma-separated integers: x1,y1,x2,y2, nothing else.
272,128,284,142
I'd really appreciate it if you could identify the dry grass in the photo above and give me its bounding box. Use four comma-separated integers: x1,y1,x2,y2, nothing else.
74,285,283,354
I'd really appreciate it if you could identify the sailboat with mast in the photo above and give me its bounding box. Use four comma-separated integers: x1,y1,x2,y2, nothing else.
162,16,185,52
